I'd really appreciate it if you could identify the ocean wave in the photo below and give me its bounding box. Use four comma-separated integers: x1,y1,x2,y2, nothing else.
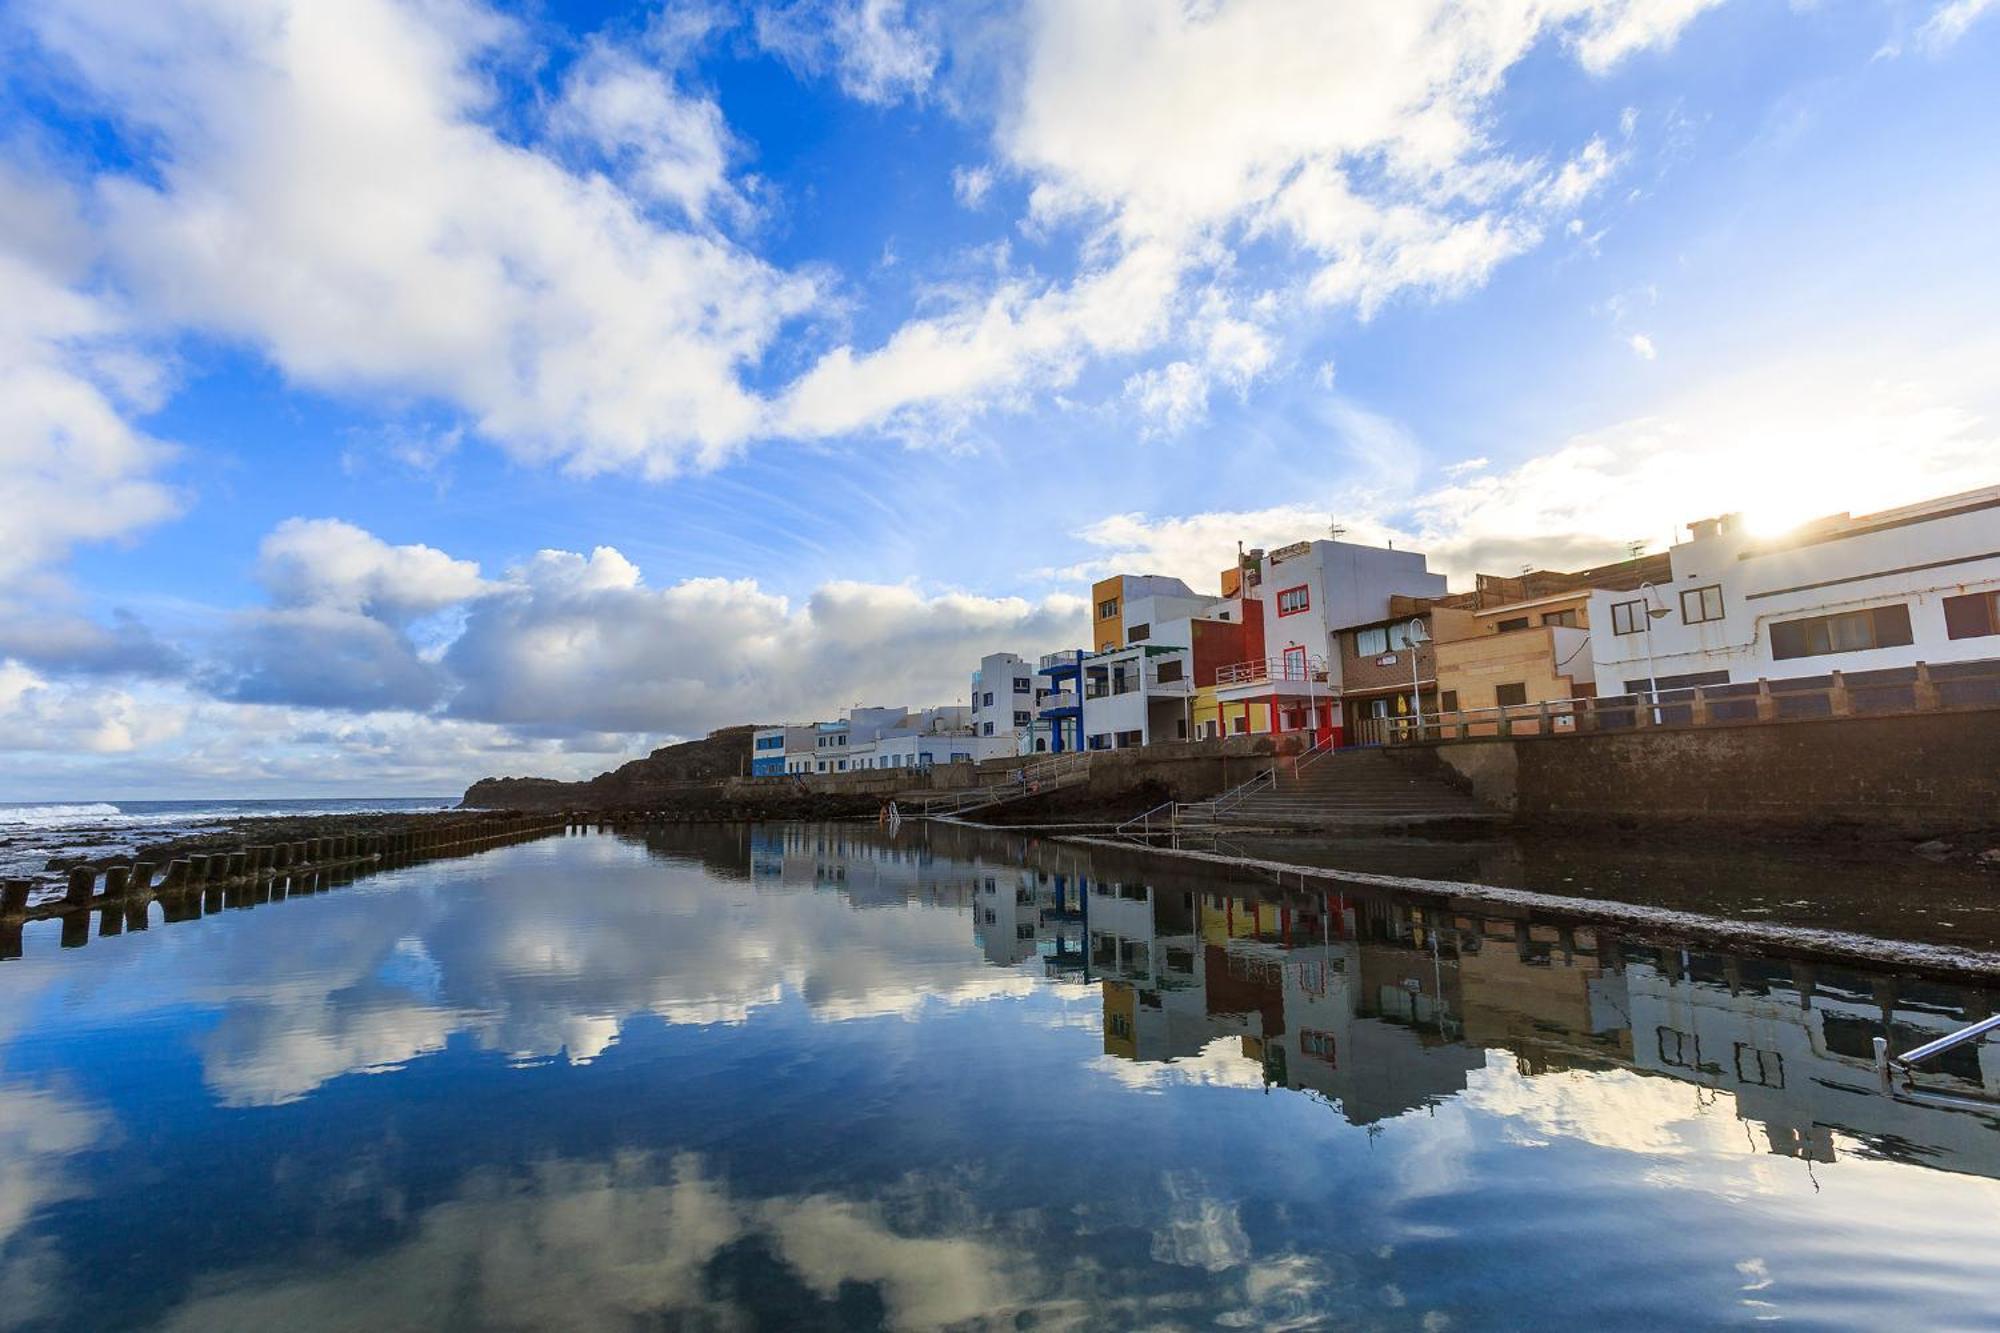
0,802,124,827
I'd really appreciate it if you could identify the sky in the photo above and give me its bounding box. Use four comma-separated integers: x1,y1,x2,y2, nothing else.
1,0,1997,799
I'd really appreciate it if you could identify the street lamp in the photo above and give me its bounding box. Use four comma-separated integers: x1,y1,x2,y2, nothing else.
1407,619,1430,740
1637,582,1672,724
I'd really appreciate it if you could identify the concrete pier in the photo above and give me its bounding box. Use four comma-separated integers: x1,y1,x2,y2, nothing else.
65,868,95,907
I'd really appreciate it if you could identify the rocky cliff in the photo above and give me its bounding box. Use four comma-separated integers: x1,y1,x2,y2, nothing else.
462,725,758,810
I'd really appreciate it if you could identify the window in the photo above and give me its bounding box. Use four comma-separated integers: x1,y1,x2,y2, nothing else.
1232,715,1249,734
1128,623,1150,642
1014,710,1031,726
1013,676,1032,691
1611,599,1647,635
982,721,995,736
1098,598,1119,620
1541,609,1579,628
1657,1026,1701,1070
1495,616,1530,633
1734,1043,1784,1089
1276,585,1310,617
1439,691,1459,713
1943,590,2000,640
982,691,995,707
1495,682,1528,707
1115,729,1143,747
755,735,784,749
1680,584,1725,624
1352,622,1413,656
1155,659,1184,684
1769,604,1914,660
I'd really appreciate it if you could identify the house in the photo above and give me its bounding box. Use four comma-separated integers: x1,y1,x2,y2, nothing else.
1428,555,1669,719
1586,486,2000,699
1214,539,1448,743
1334,600,1477,742
970,651,1044,756
751,724,815,776
1089,574,1214,653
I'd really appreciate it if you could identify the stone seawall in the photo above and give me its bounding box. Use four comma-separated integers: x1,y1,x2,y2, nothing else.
1391,707,2000,835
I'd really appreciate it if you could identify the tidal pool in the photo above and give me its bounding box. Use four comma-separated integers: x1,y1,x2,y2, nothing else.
0,822,1995,1329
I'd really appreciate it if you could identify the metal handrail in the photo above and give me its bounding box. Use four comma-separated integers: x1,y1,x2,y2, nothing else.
1893,1014,2000,1068
1873,1015,2000,1105
1114,800,1177,842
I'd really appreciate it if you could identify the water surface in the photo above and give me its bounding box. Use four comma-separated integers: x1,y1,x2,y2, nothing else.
0,822,1995,1329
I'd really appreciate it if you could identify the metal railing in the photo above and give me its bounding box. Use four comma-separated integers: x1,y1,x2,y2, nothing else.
1215,654,1330,689
1365,658,2000,747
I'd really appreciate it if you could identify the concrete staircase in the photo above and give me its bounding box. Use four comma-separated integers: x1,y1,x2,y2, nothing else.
1179,748,1490,830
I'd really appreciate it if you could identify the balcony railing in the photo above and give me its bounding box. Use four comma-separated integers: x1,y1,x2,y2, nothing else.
1039,650,1083,670
1216,655,1330,688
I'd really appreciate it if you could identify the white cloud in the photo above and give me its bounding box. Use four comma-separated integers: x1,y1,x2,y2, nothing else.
256,518,490,620
26,0,818,479
1628,332,1657,359
549,41,749,227
0,660,187,754
1917,0,1999,52
0,162,180,583
1124,361,1210,435
1569,0,1729,74
951,163,995,209
446,546,1088,734
1070,337,2000,587
755,0,941,105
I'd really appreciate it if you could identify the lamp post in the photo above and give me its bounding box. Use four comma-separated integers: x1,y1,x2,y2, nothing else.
1638,582,1671,725
1407,619,1430,741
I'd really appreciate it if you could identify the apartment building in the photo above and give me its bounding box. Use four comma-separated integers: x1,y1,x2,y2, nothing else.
1587,487,2000,696
751,724,815,776
1089,574,1213,653
970,652,1043,754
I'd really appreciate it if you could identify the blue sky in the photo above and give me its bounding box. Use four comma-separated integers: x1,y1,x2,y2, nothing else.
2,0,1997,798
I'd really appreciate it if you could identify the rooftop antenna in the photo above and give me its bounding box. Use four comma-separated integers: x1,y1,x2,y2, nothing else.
1329,520,1347,541
1626,540,1646,559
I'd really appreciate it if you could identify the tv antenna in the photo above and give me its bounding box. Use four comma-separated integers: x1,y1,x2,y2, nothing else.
1626,540,1647,559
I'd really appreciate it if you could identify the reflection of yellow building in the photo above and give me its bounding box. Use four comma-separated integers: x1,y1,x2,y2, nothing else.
1102,981,1138,1059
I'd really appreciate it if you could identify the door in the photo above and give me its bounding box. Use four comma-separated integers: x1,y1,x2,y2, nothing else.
1282,645,1307,681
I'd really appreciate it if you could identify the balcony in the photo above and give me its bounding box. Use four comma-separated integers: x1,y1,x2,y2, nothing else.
1038,688,1081,715
1039,650,1084,671
1214,655,1332,699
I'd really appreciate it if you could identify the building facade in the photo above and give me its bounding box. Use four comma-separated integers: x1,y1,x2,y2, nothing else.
1587,488,2000,697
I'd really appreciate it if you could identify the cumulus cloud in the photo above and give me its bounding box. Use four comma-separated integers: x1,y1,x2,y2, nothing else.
0,660,187,754
255,518,489,621
25,0,818,479
445,546,1087,734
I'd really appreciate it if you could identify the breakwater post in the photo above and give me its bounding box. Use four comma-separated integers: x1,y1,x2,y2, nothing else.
5,812,570,959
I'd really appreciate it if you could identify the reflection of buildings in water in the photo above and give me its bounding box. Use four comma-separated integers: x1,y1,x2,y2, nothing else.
1085,877,2000,1178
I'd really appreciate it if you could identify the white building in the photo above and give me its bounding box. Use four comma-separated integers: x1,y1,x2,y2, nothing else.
1587,486,2000,696
1076,642,1195,749
1114,576,1216,648
753,724,816,776
1212,539,1448,731
970,652,1043,754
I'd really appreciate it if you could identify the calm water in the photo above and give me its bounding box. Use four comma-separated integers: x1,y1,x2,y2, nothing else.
0,823,1996,1330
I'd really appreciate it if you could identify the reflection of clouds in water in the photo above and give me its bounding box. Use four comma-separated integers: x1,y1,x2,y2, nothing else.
13,844,1030,1106
0,1084,114,1327
1461,1054,1746,1159
1150,1172,1252,1272
158,1152,1035,1332
1092,1036,1266,1094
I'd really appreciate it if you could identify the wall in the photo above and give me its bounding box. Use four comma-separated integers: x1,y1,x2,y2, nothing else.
1395,707,2000,834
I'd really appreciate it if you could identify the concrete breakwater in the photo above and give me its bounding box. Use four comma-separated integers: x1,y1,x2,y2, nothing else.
0,812,568,959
